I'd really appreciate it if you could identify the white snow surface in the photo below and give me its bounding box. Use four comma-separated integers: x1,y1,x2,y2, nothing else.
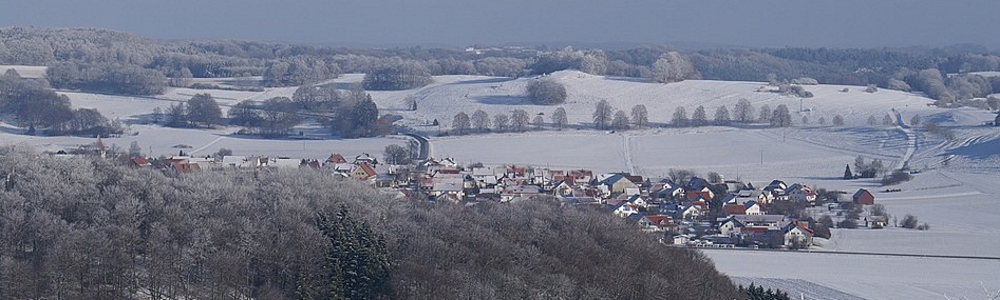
3,71,1000,299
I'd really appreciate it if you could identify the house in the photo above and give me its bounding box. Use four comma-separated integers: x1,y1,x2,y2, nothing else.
864,216,888,228
607,200,639,218
470,167,499,187
853,188,875,205
351,163,377,180
723,203,747,216
551,180,574,196
354,153,379,166
783,222,814,247
431,182,464,199
567,169,594,184
222,155,251,168
600,174,640,195
786,183,817,202
639,215,673,232
131,156,151,168
718,217,745,235
680,203,707,220
326,153,347,164
499,185,542,203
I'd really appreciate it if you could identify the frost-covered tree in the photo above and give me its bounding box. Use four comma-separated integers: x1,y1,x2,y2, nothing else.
818,116,827,125
867,115,878,126
612,110,630,131
910,114,921,126
185,93,223,127
672,106,688,127
472,110,490,132
714,106,731,125
651,52,698,83
493,113,509,132
452,112,471,135
593,100,613,130
733,99,755,123
527,79,567,105
552,107,568,130
758,104,771,123
883,114,895,126
833,114,845,126
631,104,648,129
510,109,530,132
532,115,545,130
691,105,707,126
770,104,792,127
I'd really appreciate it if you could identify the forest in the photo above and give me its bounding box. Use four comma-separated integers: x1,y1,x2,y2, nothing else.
0,146,741,300
3,26,1000,104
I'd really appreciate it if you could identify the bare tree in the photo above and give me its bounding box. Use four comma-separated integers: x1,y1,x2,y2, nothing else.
883,114,895,126
818,116,826,125
452,112,471,135
630,104,648,129
510,109,530,132
691,105,707,126
801,115,809,125
910,114,921,126
552,107,568,130
714,106,731,125
672,106,688,127
493,113,509,132
593,100,613,130
758,104,771,123
527,79,567,104
867,115,878,126
612,110,630,131
733,98,755,123
471,110,490,132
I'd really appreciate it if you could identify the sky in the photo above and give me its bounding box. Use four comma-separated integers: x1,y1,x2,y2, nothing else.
2,0,999,49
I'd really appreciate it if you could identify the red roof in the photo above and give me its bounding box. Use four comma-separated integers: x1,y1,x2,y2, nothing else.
723,204,747,215
358,163,377,177
327,153,347,164
645,215,672,226
132,156,149,166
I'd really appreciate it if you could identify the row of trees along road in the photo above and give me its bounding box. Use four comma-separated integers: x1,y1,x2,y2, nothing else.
0,147,741,300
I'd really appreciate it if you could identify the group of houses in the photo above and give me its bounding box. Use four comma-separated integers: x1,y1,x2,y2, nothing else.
125,149,881,250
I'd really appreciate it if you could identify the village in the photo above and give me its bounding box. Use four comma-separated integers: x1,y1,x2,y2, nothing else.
126,147,898,251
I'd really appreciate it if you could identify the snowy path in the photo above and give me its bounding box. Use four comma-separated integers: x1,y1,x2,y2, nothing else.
622,134,638,175
188,135,225,155
892,108,917,170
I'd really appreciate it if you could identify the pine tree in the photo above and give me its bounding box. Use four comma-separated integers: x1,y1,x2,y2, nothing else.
316,206,392,300
844,164,853,179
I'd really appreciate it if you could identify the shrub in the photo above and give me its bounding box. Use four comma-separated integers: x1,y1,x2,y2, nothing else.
902,214,919,229
881,169,913,185
837,219,858,229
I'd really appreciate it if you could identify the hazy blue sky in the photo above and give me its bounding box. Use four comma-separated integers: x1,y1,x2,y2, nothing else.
3,0,999,49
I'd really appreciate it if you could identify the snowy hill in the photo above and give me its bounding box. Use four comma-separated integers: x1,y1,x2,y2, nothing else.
3,71,1000,300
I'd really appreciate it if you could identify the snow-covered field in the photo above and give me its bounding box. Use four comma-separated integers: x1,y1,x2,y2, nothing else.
3,70,999,299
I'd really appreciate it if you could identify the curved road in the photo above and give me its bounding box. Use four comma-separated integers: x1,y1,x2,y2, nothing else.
402,132,431,161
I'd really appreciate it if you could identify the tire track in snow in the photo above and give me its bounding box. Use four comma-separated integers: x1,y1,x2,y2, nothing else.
892,108,917,170
189,135,225,155
622,134,637,175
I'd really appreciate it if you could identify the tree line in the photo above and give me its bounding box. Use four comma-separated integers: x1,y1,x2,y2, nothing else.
0,146,741,300
0,71,121,136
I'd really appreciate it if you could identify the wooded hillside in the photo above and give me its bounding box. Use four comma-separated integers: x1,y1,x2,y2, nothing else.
0,146,740,300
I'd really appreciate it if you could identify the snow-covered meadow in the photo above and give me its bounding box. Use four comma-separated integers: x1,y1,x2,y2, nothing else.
2,70,999,299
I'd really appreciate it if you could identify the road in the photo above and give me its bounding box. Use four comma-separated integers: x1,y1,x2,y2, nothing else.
402,132,431,161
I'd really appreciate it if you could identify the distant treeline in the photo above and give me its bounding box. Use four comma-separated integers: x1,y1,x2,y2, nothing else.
0,147,740,300
3,26,1000,104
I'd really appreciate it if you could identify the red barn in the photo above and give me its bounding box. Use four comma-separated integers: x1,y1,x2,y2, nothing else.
852,188,875,205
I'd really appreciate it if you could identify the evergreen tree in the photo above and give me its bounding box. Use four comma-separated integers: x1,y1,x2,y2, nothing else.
316,207,392,300
844,164,853,179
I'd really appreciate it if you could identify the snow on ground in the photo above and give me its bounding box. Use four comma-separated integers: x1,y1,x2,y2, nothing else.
3,71,999,299
707,249,1000,300
0,65,47,78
